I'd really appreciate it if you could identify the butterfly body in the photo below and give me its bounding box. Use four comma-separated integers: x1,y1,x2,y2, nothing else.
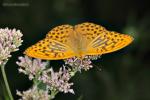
67,30,87,58
24,22,133,60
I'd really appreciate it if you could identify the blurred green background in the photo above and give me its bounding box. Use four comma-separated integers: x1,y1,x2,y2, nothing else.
0,0,150,100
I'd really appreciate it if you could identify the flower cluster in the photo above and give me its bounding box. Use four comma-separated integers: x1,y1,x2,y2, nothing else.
17,86,50,100
65,55,101,71
16,56,74,100
0,28,23,64
65,57,92,71
16,55,101,99
39,66,74,94
16,56,48,80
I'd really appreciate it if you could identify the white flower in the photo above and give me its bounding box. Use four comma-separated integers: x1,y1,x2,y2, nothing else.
17,86,50,100
16,56,48,80
64,55,101,71
0,28,23,64
39,66,74,94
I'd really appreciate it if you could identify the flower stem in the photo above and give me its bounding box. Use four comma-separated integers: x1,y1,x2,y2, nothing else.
1,61,14,100
50,90,58,99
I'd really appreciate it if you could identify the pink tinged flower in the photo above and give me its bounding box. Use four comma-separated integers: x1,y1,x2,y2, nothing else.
39,66,74,94
17,86,50,100
0,28,23,64
16,56,48,80
65,56,97,71
65,55,101,71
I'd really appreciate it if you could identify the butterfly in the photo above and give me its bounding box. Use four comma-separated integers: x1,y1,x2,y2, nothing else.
24,22,133,60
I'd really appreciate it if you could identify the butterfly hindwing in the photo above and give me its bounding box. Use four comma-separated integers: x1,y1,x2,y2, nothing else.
86,31,133,55
24,38,75,60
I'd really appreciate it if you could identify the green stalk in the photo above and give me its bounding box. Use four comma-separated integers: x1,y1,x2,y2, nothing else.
50,90,59,99
1,61,14,100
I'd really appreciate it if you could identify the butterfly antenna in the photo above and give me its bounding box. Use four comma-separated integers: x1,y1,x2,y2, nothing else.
92,63,103,72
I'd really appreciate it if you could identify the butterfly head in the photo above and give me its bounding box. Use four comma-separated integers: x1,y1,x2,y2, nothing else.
75,51,86,60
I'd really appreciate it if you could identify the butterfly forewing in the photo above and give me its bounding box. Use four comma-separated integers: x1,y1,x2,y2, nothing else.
75,22,107,44
46,24,73,44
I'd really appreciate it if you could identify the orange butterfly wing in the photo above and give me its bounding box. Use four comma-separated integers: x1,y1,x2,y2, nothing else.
25,22,133,60
24,25,75,60
75,22,133,55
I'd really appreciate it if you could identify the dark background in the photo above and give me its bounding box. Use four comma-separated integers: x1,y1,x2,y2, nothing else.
0,0,150,100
